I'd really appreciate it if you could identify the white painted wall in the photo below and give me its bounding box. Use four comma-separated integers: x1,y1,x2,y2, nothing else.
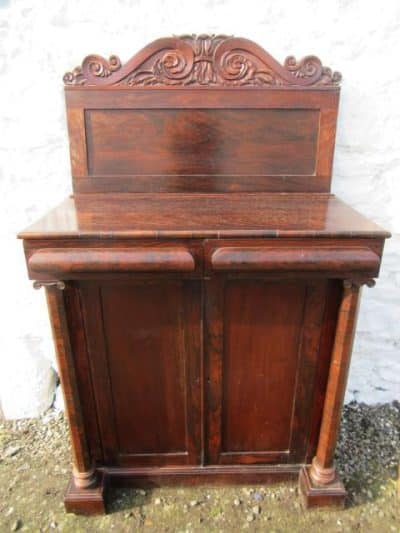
0,0,399,418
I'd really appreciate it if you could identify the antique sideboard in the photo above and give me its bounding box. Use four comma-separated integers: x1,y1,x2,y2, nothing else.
19,35,390,514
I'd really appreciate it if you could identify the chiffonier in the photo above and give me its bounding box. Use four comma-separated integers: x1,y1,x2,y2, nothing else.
19,35,390,514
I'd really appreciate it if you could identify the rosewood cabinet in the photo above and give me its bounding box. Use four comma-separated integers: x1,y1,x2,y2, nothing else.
19,35,390,513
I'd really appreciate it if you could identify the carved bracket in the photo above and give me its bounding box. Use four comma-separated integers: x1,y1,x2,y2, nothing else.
343,278,376,289
64,34,341,88
33,281,66,291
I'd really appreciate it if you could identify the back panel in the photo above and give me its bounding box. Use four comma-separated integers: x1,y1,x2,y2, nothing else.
64,35,341,193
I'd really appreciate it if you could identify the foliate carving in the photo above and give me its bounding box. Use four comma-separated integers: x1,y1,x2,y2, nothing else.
63,35,341,88
33,281,66,290
126,34,224,86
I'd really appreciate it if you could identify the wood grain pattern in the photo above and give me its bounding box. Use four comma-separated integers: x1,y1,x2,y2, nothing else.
310,282,361,483
64,472,107,515
220,280,306,457
29,247,195,274
204,278,336,466
104,464,300,488
300,280,366,508
80,280,202,467
18,193,390,241
63,286,103,462
85,109,319,177
211,246,380,272
18,35,390,513
305,280,342,463
62,34,341,194
44,286,96,487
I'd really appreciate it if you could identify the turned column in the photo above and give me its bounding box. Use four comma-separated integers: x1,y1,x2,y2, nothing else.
309,279,373,485
35,281,96,489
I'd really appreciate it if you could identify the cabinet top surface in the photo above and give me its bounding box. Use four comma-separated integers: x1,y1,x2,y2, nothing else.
19,193,389,240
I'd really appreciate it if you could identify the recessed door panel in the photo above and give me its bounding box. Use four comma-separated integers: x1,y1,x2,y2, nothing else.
80,280,201,467
205,278,328,465
222,280,306,453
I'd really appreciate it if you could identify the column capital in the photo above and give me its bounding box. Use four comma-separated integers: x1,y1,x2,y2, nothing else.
33,280,66,290
343,278,375,289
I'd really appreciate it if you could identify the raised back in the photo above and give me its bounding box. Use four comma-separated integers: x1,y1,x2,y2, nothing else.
64,35,341,193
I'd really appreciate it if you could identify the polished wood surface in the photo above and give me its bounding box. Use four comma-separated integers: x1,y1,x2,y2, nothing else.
45,286,96,488
63,35,341,88
63,35,340,193
205,279,331,465
85,109,319,176
29,247,195,273
20,35,390,513
311,283,361,480
211,246,380,272
19,193,389,240
66,89,339,194
84,280,202,466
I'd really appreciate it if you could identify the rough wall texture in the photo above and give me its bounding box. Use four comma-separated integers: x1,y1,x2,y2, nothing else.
0,0,399,418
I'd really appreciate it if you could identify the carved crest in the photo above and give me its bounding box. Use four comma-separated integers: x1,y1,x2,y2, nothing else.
64,35,341,88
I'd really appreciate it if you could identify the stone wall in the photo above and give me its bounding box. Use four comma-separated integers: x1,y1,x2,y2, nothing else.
0,0,399,418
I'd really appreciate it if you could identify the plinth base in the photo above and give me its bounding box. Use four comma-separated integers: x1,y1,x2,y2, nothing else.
299,466,347,508
64,471,108,515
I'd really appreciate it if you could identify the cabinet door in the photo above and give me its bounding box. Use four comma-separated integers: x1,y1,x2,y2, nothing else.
205,277,331,465
78,279,202,467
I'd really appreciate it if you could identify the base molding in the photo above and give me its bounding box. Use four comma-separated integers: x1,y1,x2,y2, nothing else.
103,463,300,488
63,464,348,514
64,471,108,515
299,466,347,508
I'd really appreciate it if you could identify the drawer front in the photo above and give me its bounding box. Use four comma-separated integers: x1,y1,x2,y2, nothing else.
26,241,203,280
204,238,381,277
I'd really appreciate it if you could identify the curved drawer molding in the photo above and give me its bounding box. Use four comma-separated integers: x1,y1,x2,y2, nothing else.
29,247,195,274
211,246,380,272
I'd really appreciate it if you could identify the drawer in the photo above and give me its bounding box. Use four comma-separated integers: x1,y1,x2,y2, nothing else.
204,239,381,277
27,244,201,279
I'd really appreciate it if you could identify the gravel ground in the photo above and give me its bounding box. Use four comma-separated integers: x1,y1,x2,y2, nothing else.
0,401,399,532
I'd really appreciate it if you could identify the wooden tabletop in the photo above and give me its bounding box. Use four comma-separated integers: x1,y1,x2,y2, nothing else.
18,193,390,240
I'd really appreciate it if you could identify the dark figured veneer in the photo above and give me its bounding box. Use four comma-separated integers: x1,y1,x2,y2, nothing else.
19,35,389,514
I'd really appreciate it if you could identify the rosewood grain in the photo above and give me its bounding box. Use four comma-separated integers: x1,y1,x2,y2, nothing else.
211,246,380,272
63,35,340,193
44,286,98,490
85,279,202,467
18,35,390,514
85,108,319,177
29,247,195,274
18,194,390,241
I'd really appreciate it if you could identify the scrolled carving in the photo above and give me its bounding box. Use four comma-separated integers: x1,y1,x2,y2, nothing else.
284,55,342,85
126,39,195,86
63,67,85,86
64,55,122,86
33,280,66,290
343,278,376,289
63,35,342,88
216,50,276,86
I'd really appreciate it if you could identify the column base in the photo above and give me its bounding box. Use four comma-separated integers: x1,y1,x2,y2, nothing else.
64,470,108,515
299,466,346,509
